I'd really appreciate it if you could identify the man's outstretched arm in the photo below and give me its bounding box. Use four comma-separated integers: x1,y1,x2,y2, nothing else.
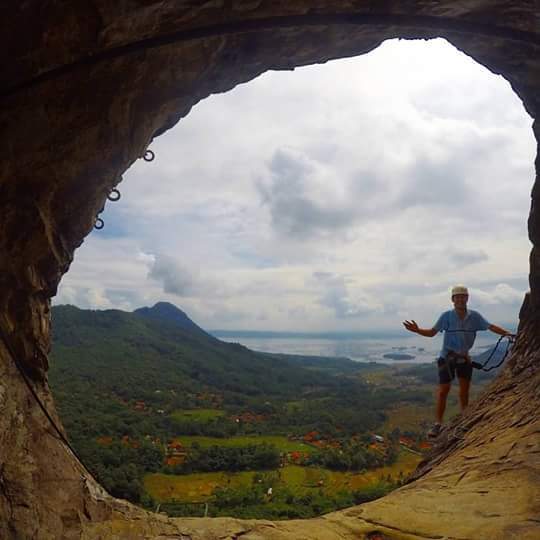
403,320,438,337
488,323,513,337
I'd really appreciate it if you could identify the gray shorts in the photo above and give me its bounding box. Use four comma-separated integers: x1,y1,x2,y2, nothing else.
437,355,472,384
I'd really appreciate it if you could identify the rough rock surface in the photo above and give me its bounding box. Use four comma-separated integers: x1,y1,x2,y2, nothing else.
0,2,539,539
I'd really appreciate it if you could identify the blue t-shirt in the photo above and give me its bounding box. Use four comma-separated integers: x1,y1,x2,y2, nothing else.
434,309,491,358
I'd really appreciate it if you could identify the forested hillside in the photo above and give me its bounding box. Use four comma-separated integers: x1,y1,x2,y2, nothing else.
47,304,438,515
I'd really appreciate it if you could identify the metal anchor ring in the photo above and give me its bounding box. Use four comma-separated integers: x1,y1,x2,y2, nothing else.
107,188,121,202
94,217,104,230
143,150,155,162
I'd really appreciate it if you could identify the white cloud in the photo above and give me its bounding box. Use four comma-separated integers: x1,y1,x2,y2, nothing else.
257,148,361,239
473,283,525,306
148,254,230,299
312,272,382,319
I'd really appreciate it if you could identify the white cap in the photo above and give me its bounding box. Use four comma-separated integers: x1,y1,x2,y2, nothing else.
451,285,469,297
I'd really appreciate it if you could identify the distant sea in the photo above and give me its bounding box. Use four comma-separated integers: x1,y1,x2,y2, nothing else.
211,331,499,365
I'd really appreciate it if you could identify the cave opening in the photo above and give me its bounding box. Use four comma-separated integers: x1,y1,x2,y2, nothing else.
48,37,535,518
2,3,539,536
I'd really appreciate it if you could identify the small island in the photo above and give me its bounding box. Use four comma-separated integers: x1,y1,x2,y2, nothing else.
383,353,416,361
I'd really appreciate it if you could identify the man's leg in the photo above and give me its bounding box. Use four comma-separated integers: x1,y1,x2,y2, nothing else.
436,383,451,423
429,357,453,437
458,377,471,411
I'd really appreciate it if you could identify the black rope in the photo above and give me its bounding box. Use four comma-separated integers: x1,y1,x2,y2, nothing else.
3,13,538,100
0,327,94,480
471,334,515,372
438,329,516,372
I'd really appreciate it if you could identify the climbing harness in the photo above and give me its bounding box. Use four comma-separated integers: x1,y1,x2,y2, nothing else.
0,327,94,480
93,148,154,230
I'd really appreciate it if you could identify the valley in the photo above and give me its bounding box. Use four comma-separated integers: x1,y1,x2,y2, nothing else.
48,302,501,519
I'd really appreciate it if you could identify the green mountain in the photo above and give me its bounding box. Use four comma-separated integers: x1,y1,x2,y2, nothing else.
134,302,213,340
48,303,411,440
50,303,342,404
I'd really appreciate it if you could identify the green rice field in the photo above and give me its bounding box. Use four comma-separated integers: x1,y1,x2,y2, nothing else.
144,450,421,503
170,409,225,422
172,435,313,453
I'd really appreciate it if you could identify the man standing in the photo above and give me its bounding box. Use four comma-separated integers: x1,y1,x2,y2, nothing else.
403,285,512,438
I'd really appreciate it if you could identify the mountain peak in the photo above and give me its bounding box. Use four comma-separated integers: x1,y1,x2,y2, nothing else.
134,302,211,338
144,301,187,315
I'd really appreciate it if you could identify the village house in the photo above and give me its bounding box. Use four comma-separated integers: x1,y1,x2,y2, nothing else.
303,430,320,443
399,436,414,447
121,435,140,448
134,400,146,411
233,412,265,423
167,441,186,456
166,440,188,466
96,436,113,446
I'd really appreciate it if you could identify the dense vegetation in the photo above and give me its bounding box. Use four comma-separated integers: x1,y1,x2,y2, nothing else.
307,439,398,471
169,443,281,474
77,439,163,503
49,305,428,444
157,471,399,520
48,302,479,516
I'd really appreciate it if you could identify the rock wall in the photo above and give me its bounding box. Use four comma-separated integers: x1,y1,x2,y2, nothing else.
0,2,539,538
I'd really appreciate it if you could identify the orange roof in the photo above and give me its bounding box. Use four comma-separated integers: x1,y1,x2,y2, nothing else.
96,436,113,446
168,441,183,449
165,456,185,466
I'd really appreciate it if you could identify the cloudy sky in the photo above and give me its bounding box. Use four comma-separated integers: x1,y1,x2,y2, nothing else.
55,38,535,332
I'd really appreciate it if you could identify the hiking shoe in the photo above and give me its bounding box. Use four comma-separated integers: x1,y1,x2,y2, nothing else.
427,423,442,438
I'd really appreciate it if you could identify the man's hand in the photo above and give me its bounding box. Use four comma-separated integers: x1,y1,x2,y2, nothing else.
403,321,438,337
488,324,515,340
403,320,419,333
